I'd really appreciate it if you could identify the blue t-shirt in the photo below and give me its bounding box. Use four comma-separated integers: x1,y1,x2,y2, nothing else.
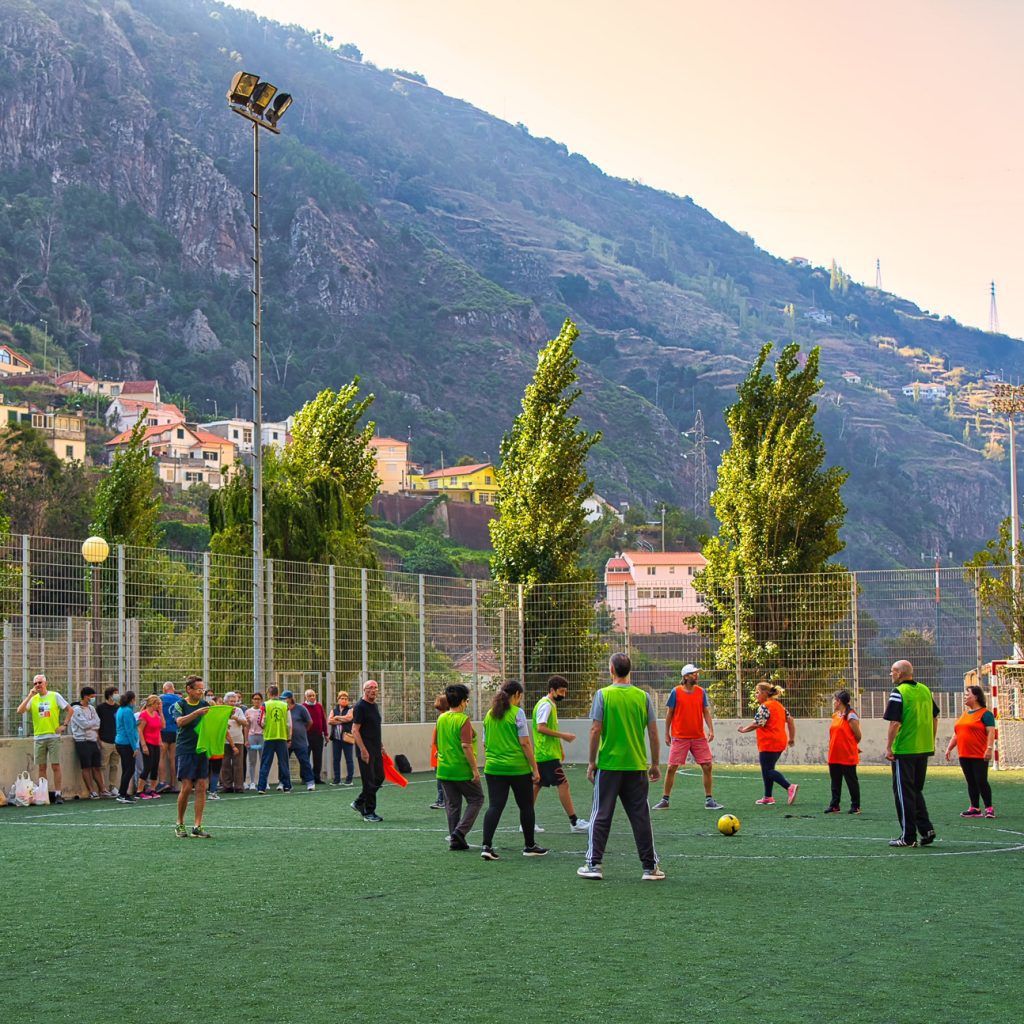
160,693,179,734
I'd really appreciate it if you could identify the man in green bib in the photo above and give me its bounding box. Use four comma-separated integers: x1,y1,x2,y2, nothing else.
884,659,940,848
579,653,664,881
16,674,72,804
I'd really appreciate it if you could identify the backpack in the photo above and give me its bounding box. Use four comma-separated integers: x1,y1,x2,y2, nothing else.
394,753,412,774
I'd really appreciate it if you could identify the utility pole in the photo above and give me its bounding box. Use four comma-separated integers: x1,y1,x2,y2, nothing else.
990,281,1000,334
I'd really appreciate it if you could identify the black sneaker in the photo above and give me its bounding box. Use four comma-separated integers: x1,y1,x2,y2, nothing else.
888,837,917,848
428,801,445,810
823,806,840,814
523,845,548,857
848,807,861,814
350,801,364,814
449,836,470,851
189,826,211,839
53,794,64,805
362,813,383,822
480,846,500,861
919,829,937,847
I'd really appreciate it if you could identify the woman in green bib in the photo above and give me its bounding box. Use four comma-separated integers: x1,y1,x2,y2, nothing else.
480,680,546,860
433,683,484,851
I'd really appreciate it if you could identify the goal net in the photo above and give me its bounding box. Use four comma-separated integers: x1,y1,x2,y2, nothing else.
985,661,1024,771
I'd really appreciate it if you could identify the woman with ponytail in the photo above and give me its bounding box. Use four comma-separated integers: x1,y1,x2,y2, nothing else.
824,689,861,814
480,680,546,861
738,680,798,806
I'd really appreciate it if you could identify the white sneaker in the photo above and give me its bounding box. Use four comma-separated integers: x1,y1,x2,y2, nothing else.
276,784,284,791
306,783,315,792
207,792,221,801
519,824,545,833
577,863,603,880
641,866,666,881
570,818,590,833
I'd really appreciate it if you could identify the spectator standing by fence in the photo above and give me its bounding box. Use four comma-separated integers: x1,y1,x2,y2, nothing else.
96,686,120,795
244,693,264,790
114,691,139,804
17,673,72,805
137,695,164,799
304,690,328,784
328,690,355,786
158,682,179,793
69,687,104,799
220,692,249,793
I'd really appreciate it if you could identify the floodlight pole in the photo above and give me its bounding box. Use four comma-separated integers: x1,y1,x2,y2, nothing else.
992,384,1024,660
229,99,282,693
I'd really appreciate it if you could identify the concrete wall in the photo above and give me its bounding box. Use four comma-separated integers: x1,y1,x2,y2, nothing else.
2,718,960,794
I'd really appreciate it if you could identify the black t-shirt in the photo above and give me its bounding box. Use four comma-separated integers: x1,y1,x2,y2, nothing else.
97,702,118,743
352,699,382,753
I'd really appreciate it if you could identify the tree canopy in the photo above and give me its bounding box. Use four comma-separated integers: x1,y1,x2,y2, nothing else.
90,416,161,547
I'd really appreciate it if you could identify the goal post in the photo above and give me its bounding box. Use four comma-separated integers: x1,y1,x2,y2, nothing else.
982,661,1024,771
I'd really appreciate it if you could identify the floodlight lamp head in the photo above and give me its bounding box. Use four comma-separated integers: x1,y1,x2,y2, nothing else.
227,71,260,106
249,81,277,116
266,92,292,127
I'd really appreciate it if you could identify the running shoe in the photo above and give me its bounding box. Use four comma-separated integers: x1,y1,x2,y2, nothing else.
89,791,100,800
362,813,383,822
522,845,549,857
641,867,667,881
189,825,211,839
960,807,982,817
985,807,996,818
480,846,500,861
577,863,603,879
138,792,153,800
207,792,220,801
888,837,917,848
823,806,841,814
428,801,445,810
755,796,776,806
155,783,170,793
570,818,590,833
115,796,135,804
652,797,670,810
848,807,861,815
449,836,470,851
919,829,937,847
705,797,724,810
306,783,316,792
787,783,799,805
350,801,364,814
53,794,64,805
519,824,545,833
174,823,188,839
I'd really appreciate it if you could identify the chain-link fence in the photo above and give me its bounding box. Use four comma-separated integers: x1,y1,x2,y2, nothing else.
0,533,1014,734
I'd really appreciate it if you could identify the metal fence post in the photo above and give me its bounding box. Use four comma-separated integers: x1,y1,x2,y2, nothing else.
418,574,426,723
117,544,126,692
471,579,479,719
360,568,369,683
517,583,525,687
3,620,11,737
734,576,743,713
202,552,210,684
265,559,274,688
973,568,983,683
850,572,860,702
328,565,336,693
66,616,73,694
21,534,29,697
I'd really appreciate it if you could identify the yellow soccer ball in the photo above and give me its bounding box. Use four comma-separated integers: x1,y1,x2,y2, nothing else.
717,813,741,836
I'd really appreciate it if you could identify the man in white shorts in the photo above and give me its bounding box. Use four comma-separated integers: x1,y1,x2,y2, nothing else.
652,665,723,811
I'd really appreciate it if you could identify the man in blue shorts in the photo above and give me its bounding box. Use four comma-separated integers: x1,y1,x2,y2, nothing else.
172,675,211,838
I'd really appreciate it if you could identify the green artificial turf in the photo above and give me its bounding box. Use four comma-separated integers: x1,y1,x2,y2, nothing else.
1,765,1021,1023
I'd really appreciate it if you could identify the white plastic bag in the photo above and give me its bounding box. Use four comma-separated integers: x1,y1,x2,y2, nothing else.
13,772,34,807
31,776,49,806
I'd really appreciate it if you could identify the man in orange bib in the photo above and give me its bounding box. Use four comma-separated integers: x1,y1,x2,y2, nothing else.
652,665,723,811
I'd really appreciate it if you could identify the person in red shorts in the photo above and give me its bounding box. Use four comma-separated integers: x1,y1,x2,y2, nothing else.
652,665,723,811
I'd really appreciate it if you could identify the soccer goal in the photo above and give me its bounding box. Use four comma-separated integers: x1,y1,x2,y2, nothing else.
984,661,1024,771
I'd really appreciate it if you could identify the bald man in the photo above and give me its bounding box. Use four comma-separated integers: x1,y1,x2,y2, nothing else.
884,660,940,848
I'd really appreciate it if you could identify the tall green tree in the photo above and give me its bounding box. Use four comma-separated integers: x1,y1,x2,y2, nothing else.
288,379,378,539
490,319,603,681
90,417,161,546
696,342,849,712
965,516,1024,655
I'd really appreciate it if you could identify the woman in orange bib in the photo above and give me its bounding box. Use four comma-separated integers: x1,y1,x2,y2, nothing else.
824,689,861,814
944,685,996,818
738,681,797,806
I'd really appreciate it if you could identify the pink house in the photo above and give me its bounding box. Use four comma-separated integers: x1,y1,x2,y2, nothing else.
604,550,707,634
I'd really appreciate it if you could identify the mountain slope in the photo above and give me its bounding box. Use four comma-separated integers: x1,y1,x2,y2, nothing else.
0,0,1018,566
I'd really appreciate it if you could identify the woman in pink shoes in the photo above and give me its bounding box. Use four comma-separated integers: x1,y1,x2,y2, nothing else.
738,680,798,806
944,685,996,818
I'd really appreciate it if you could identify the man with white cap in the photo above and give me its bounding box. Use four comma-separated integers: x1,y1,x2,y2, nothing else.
652,664,723,811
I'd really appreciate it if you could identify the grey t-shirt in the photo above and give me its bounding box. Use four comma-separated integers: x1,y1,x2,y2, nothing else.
290,703,312,748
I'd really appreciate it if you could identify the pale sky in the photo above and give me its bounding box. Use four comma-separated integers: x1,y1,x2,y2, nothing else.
227,0,1024,339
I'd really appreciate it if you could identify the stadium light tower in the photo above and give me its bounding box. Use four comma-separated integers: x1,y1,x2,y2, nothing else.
990,383,1024,659
227,72,293,691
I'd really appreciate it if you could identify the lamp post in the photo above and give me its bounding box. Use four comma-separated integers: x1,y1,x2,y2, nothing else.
990,383,1024,659
81,536,109,689
227,72,292,692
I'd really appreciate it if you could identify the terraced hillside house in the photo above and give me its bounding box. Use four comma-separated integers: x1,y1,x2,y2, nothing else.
408,462,498,504
106,423,236,490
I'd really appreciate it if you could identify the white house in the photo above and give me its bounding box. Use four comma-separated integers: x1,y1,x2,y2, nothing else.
105,397,185,434
106,422,236,490
199,418,290,456
901,382,947,402
604,550,707,634
583,494,623,523
841,371,862,385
